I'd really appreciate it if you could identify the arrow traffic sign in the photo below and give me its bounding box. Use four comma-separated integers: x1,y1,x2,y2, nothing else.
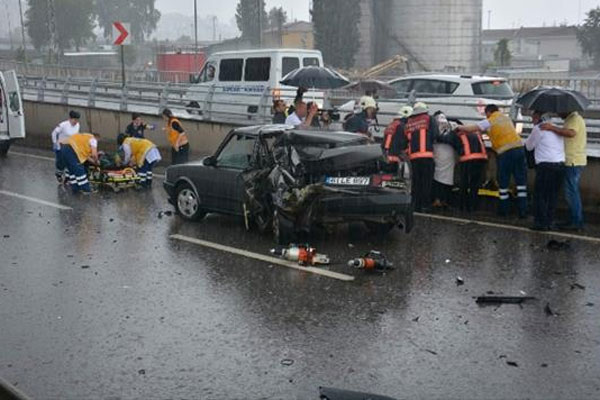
112,22,130,46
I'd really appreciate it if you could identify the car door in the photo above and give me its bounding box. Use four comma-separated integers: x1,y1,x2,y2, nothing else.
0,71,25,139
205,133,257,215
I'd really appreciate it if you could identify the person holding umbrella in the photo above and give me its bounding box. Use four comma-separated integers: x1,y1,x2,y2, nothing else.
285,99,318,128
517,87,589,231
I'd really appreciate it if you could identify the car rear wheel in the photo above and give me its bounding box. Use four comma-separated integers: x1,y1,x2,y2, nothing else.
272,209,294,244
176,183,206,221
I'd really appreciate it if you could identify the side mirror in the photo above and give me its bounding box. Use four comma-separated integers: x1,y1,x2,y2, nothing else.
203,156,216,167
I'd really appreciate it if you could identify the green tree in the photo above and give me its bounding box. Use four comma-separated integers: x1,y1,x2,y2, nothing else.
25,0,96,51
95,0,161,43
577,7,600,67
235,0,267,46
494,38,512,67
268,6,287,46
311,0,360,68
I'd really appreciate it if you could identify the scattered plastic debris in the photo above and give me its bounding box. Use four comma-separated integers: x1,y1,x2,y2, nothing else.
570,283,586,291
546,239,571,251
157,211,174,219
2,235,9,238
424,349,438,355
280,359,294,366
585,302,595,307
456,277,464,286
81,265,90,269
348,251,393,272
271,244,330,266
544,303,558,317
445,259,451,264
138,369,146,375
540,363,548,368
506,361,519,367
475,295,536,304
412,316,420,322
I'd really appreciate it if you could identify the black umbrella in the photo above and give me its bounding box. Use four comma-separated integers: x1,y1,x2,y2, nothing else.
280,66,350,89
517,87,590,114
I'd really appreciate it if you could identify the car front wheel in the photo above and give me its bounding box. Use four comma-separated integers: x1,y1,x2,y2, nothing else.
175,183,206,221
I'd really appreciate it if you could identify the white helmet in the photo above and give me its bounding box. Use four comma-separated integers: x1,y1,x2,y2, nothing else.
359,96,377,110
397,105,413,118
412,102,429,115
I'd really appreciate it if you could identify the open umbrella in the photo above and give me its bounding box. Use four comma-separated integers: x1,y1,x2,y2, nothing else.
280,66,350,89
517,87,590,114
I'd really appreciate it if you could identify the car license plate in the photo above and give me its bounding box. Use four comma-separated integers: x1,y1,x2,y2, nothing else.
326,176,370,186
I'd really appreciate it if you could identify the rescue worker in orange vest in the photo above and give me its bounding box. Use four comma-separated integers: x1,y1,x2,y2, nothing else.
452,127,488,213
383,105,413,163
162,108,189,165
117,134,162,188
457,104,527,218
60,132,100,194
398,102,439,212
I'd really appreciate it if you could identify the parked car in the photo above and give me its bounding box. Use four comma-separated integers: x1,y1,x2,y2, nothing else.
0,70,25,156
163,125,413,243
336,74,521,140
184,49,325,122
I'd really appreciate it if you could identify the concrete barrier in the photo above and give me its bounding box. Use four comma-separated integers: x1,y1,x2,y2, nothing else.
21,100,238,159
17,100,600,214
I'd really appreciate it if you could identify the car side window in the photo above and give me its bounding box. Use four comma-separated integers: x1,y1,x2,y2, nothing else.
219,59,243,82
282,57,300,76
216,134,256,169
391,79,412,95
199,62,216,83
412,79,459,95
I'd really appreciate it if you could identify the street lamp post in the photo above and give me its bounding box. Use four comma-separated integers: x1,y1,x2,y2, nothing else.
18,0,27,63
194,0,198,71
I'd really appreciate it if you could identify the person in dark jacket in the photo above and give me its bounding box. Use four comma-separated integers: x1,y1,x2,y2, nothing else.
125,113,154,138
398,102,439,213
272,100,287,124
343,96,377,138
452,127,488,212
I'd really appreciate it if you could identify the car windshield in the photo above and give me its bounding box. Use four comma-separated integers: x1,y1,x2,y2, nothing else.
471,81,514,97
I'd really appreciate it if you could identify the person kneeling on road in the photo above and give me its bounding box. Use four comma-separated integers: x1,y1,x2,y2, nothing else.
60,132,99,194
117,134,162,188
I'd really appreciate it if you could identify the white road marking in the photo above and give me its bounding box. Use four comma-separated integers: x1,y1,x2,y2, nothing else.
9,150,166,179
170,234,355,282
0,190,72,210
9,151,55,162
415,212,600,244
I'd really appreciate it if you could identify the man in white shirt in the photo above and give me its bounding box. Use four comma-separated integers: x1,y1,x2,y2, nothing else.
51,110,80,182
525,111,565,231
285,100,318,128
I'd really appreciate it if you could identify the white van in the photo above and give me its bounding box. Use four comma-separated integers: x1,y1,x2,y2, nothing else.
184,49,324,123
0,70,25,155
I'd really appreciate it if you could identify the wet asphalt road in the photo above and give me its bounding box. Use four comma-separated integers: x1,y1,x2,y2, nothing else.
1,149,600,400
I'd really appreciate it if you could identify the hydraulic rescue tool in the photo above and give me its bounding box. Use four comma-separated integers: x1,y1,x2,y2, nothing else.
348,250,394,272
270,244,330,266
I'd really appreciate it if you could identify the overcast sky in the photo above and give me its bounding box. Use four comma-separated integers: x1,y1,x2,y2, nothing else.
156,0,600,29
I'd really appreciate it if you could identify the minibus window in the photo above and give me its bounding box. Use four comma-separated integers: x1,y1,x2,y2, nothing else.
219,59,243,81
282,57,300,76
245,57,271,81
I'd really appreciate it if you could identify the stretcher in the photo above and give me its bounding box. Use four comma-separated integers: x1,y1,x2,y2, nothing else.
87,166,141,192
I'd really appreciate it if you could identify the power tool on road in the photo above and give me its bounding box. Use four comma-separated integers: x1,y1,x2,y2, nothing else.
270,244,330,266
348,250,394,272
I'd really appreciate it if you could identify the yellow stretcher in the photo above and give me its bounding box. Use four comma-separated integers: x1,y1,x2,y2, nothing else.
87,166,141,192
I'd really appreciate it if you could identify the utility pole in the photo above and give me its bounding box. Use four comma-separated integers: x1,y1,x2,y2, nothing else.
487,10,491,30
194,0,198,71
18,0,27,63
47,0,59,64
3,0,14,51
212,16,217,42
257,0,262,47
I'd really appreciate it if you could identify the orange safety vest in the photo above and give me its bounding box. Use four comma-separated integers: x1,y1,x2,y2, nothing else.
67,133,96,163
459,133,488,162
124,137,155,167
384,119,402,162
404,114,434,160
166,117,188,148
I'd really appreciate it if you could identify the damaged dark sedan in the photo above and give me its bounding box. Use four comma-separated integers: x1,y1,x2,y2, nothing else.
163,125,413,243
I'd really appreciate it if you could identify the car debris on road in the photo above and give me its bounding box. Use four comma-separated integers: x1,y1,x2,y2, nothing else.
270,244,330,266
347,250,394,272
475,295,537,304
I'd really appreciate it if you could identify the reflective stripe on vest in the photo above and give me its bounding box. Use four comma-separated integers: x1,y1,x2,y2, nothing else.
459,134,488,162
384,120,401,151
407,128,434,160
67,133,95,163
124,137,155,167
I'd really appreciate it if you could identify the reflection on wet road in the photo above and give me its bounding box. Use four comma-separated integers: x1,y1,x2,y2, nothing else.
1,150,599,399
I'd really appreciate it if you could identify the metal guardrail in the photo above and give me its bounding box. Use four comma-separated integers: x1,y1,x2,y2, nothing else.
16,74,600,143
